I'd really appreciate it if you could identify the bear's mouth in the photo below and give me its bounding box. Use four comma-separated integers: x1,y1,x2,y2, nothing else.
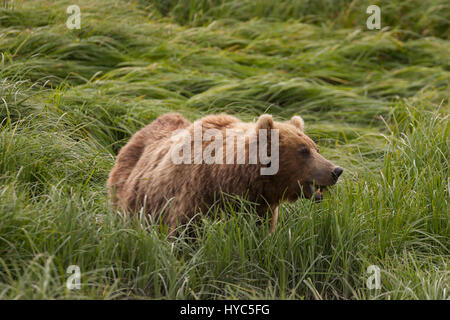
308,183,327,202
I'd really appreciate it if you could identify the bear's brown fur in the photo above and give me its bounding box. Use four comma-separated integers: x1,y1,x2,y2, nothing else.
107,113,342,232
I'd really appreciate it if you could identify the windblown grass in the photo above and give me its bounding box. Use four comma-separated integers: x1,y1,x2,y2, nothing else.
0,0,448,299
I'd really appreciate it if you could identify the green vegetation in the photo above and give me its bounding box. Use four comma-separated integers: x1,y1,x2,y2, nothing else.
0,0,448,299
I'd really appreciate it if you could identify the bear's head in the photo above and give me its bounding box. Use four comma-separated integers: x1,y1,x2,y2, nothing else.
256,114,343,202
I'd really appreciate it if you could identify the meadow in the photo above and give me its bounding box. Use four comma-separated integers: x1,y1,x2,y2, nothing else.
0,0,448,299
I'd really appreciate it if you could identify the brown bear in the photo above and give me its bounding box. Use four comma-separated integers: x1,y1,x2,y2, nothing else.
107,113,343,233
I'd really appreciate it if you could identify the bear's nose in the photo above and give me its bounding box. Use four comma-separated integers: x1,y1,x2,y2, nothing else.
332,167,343,180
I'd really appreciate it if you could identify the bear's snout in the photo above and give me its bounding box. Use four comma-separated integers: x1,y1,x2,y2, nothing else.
332,167,344,182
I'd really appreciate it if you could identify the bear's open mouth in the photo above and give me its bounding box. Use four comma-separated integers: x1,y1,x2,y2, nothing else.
308,183,327,202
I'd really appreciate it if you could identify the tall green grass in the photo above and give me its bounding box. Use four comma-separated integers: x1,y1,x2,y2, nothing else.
0,0,448,299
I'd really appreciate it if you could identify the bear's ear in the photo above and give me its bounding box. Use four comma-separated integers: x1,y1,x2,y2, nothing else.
256,114,274,130
290,116,304,131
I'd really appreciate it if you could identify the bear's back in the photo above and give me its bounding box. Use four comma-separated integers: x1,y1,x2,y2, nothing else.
107,113,191,209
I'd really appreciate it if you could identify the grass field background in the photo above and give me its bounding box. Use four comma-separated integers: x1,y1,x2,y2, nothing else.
0,0,448,299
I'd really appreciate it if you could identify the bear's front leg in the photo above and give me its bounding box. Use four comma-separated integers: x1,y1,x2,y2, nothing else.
270,205,279,233
256,203,279,233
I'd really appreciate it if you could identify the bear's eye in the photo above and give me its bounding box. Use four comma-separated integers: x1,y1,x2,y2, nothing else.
298,147,310,155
